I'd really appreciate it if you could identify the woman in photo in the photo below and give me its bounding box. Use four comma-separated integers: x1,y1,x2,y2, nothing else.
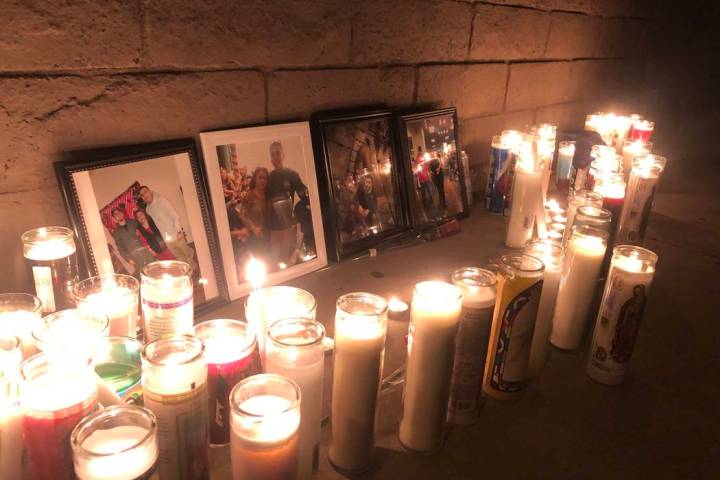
134,209,176,261
240,166,271,263
220,166,236,205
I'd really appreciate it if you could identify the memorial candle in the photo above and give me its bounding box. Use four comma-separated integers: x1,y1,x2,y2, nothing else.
74,274,140,338
550,215,611,350
399,281,462,452
630,119,654,142
586,246,658,385
329,292,387,472
141,261,194,342
142,335,209,480
266,318,325,479
20,353,98,480
192,319,261,446
0,366,23,480
531,123,557,200
22,226,79,313
71,405,159,480
230,374,301,480
556,141,575,191
616,155,667,244
563,190,603,245
0,293,42,359
594,172,626,270
620,140,652,181
524,240,564,378
94,337,143,402
506,135,543,248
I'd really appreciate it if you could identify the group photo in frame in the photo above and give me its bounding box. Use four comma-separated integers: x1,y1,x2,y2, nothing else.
200,121,328,300
55,139,228,314
312,109,411,261
397,107,469,228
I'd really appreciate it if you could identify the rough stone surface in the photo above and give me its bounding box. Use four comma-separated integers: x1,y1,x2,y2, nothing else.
545,12,603,59
0,72,265,193
598,18,649,58
267,67,414,120
470,5,550,60
417,64,508,118
505,62,572,111
0,0,141,71
144,0,352,67
351,0,472,64
568,59,618,101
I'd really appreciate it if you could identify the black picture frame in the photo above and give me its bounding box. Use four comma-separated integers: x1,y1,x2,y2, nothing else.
54,138,229,316
397,107,469,229
312,108,412,262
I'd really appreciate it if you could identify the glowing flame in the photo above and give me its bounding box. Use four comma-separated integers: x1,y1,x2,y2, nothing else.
246,257,266,291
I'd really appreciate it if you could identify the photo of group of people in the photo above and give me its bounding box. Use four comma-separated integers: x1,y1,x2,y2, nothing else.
324,117,401,246
215,137,317,281
405,113,464,224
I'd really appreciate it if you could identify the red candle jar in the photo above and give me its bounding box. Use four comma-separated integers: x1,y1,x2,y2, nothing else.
630,119,654,143
193,319,261,446
20,353,98,480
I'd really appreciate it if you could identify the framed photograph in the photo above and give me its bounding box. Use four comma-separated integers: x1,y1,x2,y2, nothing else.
398,107,469,228
199,122,328,300
55,139,228,315
313,109,411,261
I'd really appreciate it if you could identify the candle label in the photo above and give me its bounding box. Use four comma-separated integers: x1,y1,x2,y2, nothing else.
26,254,79,313
489,279,542,393
487,146,513,215
448,304,494,420
624,180,656,242
144,382,209,480
588,272,651,382
142,294,194,342
32,266,55,313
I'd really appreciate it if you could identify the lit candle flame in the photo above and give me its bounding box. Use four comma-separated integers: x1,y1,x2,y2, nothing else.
246,257,266,292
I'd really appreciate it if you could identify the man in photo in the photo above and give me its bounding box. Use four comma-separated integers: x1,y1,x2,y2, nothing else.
110,207,155,278
139,185,198,271
430,152,447,211
267,141,307,267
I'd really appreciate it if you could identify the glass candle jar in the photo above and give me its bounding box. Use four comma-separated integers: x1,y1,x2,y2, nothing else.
329,292,388,473
22,226,79,313
399,281,462,452
506,134,544,248
447,268,497,425
71,405,159,480
192,319,261,446
630,119,654,142
556,141,576,188
616,155,667,244
244,286,316,363
140,261,194,342
142,335,209,480
620,139,652,180
0,293,42,359
32,309,109,358
564,192,604,244
20,353,98,480
266,318,325,479
531,124,557,199
0,335,22,379
487,135,514,215
93,337,143,402
524,240,564,378
550,224,610,350
73,275,140,338
230,374,301,480
483,255,544,401
0,366,24,480
586,246,658,385
594,172,627,270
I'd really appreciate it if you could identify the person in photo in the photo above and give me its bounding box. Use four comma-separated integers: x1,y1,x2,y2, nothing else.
134,209,175,260
430,152,447,211
110,207,155,278
240,166,272,263
139,185,198,271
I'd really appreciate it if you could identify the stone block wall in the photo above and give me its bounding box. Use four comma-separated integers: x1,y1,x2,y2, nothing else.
0,0,706,292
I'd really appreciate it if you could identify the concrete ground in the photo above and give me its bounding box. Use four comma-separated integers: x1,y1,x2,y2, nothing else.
203,182,719,479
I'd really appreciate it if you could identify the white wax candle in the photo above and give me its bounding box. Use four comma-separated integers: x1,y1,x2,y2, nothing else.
550,235,606,350
74,425,158,480
24,239,76,261
329,317,385,470
0,398,23,480
616,168,659,243
556,143,575,181
506,169,543,248
0,311,40,359
141,277,193,342
621,141,650,179
78,287,137,338
266,337,323,480
399,282,462,452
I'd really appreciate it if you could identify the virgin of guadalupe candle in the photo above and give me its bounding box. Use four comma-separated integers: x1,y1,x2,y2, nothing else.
141,261,193,342
0,337,22,480
447,268,496,425
73,274,140,338
524,240,564,378
142,335,209,480
620,140,652,181
586,246,658,385
230,374,301,480
20,353,98,480
616,155,667,244
563,190,604,245
483,255,544,401
329,292,387,472
506,135,544,248
266,318,325,480
550,215,611,350
0,292,42,359
192,319,261,446
399,281,462,451
71,405,159,480
244,286,316,363
22,226,79,313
